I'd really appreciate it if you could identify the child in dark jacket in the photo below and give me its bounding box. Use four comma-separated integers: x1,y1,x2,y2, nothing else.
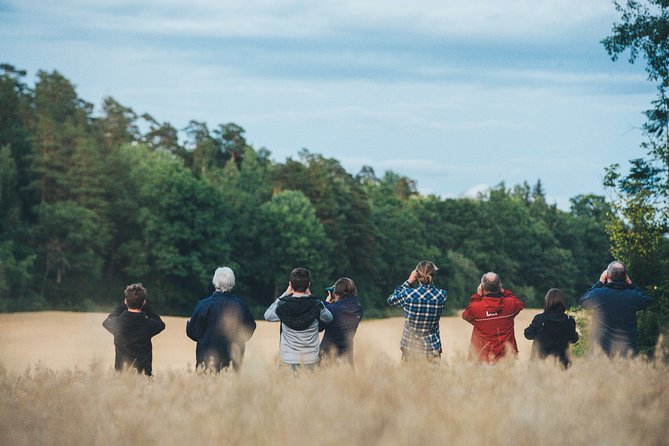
524,288,579,368
103,283,165,376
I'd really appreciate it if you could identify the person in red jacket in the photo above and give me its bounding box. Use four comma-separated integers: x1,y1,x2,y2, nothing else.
462,272,524,364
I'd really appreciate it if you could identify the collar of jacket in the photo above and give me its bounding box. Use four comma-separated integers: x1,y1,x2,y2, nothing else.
483,292,503,298
279,294,318,303
213,290,232,296
605,281,628,290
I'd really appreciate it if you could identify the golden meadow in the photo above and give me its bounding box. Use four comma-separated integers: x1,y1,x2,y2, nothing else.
1,312,667,446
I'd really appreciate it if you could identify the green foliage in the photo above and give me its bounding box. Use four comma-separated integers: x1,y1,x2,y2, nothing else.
601,0,669,354
112,145,232,312
602,0,669,138
442,250,480,308
0,63,616,315
33,201,109,286
259,190,332,297
570,307,591,358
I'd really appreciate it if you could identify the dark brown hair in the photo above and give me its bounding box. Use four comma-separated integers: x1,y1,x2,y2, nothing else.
125,283,147,309
544,288,567,313
290,267,311,293
333,277,357,297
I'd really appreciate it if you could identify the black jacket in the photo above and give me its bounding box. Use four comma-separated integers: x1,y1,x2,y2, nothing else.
103,303,165,375
275,295,325,330
524,310,578,367
186,291,256,371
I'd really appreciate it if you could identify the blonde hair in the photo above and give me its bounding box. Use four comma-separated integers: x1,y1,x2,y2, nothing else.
415,261,438,285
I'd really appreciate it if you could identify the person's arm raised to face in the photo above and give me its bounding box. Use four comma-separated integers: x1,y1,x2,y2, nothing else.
599,269,608,284
408,270,418,285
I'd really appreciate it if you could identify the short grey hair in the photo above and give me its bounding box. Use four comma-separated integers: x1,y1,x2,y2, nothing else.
481,272,502,293
212,267,235,292
607,261,627,282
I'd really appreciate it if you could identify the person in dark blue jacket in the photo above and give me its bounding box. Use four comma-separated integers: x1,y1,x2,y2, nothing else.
319,277,363,364
525,288,579,368
186,267,256,372
580,261,652,357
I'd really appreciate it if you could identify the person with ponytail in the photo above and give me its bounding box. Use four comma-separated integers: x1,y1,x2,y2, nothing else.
387,261,448,363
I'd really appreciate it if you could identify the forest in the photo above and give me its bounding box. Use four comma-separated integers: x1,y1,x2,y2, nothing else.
0,63,617,317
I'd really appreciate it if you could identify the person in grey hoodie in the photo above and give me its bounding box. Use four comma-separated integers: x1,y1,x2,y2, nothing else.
264,267,333,369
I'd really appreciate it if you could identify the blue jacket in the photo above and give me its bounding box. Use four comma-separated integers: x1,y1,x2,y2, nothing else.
580,281,651,356
319,295,363,358
186,291,256,370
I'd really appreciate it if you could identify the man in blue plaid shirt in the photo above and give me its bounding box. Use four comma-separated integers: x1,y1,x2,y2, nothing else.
387,261,447,362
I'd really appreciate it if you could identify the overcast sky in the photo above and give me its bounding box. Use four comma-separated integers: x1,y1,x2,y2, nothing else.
0,0,655,208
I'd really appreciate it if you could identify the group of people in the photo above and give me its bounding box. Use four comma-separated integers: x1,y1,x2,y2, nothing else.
102,259,652,375
102,266,364,374
389,259,651,368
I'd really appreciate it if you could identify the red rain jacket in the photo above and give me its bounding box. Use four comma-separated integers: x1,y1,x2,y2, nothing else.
462,290,524,364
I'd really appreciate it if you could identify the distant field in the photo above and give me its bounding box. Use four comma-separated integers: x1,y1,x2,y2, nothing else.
1,311,668,446
0,310,540,371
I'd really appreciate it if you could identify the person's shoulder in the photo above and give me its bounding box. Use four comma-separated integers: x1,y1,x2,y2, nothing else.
532,312,546,320
464,299,484,312
224,292,246,303
193,292,222,309
328,298,343,307
195,294,213,306
625,284,648,296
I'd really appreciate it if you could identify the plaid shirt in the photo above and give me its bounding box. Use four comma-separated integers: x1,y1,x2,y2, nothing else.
387,281,447,353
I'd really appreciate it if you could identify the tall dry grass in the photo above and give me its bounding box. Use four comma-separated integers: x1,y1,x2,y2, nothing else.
1,349,668,446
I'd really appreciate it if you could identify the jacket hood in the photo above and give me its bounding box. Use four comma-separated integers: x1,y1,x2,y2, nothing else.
483,296,504,313
605,280,628,290
276,295,322,330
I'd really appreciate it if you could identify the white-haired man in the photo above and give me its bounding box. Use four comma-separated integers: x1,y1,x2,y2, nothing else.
186,266,257,371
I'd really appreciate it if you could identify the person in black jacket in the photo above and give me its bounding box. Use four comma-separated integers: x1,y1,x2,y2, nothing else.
103,283,166,376
319,277,363,364
524,288,579,368
186,266,257,372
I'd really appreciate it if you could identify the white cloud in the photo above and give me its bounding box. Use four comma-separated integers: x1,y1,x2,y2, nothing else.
462,183,491,199
0,0,649,206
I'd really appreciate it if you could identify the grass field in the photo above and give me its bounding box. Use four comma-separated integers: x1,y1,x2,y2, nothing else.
1,311,667,446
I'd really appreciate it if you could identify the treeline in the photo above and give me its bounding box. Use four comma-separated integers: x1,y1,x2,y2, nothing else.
0,64,612,315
